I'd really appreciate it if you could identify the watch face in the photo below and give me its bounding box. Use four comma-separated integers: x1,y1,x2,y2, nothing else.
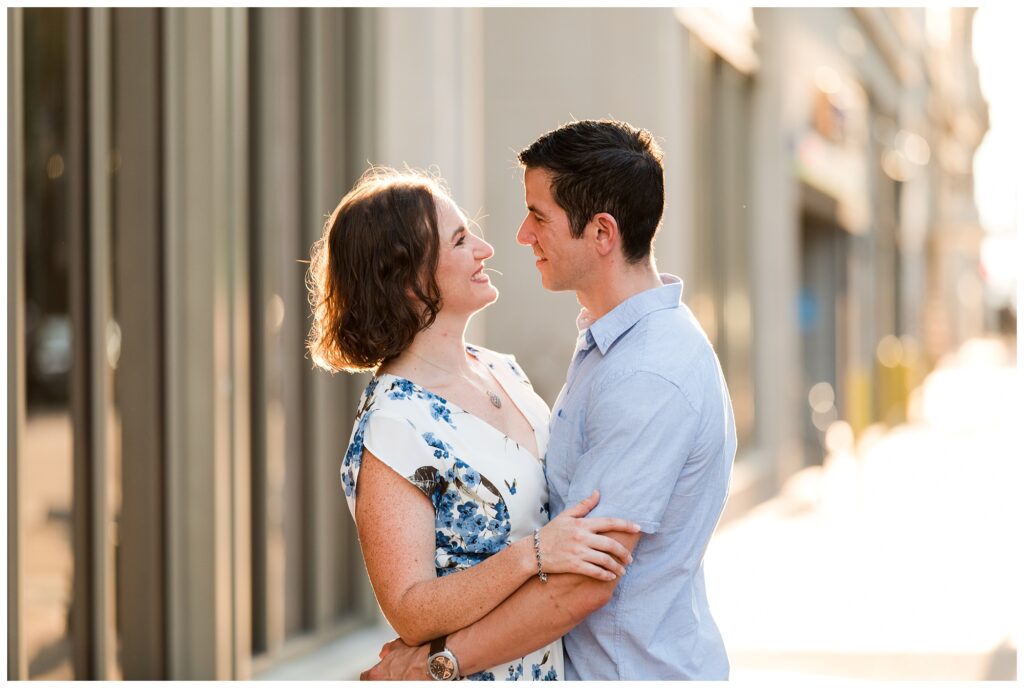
429,655,456,680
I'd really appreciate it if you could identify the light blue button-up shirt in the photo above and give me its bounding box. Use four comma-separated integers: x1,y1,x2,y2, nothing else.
546,274,735,680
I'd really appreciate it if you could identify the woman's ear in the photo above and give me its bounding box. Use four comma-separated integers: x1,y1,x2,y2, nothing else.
590,212,619,257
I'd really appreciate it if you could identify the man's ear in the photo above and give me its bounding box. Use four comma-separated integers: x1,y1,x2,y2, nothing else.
590,212,619,257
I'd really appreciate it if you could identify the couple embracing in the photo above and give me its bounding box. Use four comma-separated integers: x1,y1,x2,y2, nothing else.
306,119,736,681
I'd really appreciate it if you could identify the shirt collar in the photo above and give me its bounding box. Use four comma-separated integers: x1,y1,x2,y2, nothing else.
577,273,684,355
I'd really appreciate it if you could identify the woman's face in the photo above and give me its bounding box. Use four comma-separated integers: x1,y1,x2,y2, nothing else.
432,193,498,316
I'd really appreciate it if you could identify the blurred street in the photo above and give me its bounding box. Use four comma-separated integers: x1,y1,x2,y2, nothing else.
706,336,1020,681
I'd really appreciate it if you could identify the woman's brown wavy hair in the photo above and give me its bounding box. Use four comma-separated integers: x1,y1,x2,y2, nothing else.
306,168,446,373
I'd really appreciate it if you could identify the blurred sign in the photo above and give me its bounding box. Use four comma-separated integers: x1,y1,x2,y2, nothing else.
795,68,870,234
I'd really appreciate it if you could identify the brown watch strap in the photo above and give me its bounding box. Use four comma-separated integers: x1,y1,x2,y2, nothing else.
429,635,447,656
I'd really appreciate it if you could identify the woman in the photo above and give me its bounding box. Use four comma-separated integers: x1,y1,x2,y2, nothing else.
306,168,638,681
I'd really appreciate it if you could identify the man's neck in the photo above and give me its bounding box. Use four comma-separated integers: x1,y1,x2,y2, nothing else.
576,260,663,321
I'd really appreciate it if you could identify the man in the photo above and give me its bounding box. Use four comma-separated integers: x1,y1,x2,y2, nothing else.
362,119,736,680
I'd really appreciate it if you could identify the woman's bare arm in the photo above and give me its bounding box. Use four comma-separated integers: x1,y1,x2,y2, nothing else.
354,449,636,646
360,530,642,680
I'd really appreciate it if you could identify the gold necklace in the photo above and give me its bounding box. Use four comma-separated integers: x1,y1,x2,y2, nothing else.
407,349,503,409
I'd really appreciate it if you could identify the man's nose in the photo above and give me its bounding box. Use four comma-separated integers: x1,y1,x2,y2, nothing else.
516,220,534,246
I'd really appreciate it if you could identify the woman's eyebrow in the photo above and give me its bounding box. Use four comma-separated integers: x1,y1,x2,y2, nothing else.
450,226,466,241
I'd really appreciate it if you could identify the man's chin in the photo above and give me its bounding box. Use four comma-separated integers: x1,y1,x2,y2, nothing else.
535,265,572,292
540,279,571,293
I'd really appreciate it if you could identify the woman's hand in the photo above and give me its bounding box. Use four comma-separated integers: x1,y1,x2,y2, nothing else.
536,490,640,581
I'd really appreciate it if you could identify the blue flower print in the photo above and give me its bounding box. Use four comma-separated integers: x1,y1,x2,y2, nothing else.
343,415,368,469
489,500,510,534
506,664,524,680
534,650,553,679
456,501,480,518
504,479,517,495
454,502,487,542
467,671,495,681
432,476,512,575
387,378,416,401
341,409,375,497
422,432,452,461
430,400,455,427
453,457,481,489
385,377,456,427
435,490,458,530
340,467,355,497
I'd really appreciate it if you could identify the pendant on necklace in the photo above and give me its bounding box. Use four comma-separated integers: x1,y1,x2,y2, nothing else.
487,390,502,409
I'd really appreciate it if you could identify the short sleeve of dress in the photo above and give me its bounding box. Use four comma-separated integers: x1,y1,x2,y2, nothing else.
354,411,450,510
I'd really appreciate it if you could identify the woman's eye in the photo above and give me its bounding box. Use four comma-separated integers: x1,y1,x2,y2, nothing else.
455,236,466,247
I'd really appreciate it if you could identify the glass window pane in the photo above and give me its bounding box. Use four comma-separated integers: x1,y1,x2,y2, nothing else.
22,9,75,679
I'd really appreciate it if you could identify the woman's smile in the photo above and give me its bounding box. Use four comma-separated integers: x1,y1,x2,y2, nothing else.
470,265,491,284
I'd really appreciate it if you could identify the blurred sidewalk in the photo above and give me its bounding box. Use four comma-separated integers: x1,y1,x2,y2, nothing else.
706,337,1020,681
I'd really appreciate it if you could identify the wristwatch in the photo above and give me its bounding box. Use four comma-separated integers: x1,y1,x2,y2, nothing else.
427,636,460,680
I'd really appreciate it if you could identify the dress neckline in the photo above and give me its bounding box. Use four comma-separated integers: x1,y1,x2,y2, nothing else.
373,349,542,462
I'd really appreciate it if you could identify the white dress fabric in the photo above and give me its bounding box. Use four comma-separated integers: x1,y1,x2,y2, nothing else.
342,344,564,681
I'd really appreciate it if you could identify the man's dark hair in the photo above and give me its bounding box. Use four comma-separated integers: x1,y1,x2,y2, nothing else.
518,119,665,264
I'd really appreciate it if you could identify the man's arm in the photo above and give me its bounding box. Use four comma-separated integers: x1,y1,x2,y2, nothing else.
448,528,640,675
362,530,639,680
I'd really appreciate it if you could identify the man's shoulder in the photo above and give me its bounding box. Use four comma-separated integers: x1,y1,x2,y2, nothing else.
594,304,719,394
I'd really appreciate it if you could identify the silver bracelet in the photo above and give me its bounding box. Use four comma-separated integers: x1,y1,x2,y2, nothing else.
532,528,548,582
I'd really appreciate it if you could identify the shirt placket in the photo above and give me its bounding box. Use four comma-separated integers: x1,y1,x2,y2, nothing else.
552,330,595,415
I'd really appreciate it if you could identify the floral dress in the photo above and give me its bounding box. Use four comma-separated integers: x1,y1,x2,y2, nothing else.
342,344,563,681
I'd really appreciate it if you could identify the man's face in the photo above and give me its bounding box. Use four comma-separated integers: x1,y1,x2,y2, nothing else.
517,167,591,292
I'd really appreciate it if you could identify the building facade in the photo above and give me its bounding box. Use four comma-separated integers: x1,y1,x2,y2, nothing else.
7,7,987,679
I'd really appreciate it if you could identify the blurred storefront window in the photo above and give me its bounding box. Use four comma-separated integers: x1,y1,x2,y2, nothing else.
19,9,124,679
21,9,76,679
690,42,757,453
11,8,375,680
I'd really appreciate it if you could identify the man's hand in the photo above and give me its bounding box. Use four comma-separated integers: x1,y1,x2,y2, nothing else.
360,638,430,680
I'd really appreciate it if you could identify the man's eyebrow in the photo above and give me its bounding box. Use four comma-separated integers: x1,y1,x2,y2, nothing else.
527,205,545,217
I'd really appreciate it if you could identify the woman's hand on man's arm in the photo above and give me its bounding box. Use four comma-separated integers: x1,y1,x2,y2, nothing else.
354,450,638,646
360,529,641,680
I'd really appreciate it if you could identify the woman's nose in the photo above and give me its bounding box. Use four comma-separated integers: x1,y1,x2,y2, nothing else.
475,237,495,259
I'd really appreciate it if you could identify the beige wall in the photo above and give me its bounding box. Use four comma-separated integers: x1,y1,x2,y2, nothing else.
477,8,691,404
